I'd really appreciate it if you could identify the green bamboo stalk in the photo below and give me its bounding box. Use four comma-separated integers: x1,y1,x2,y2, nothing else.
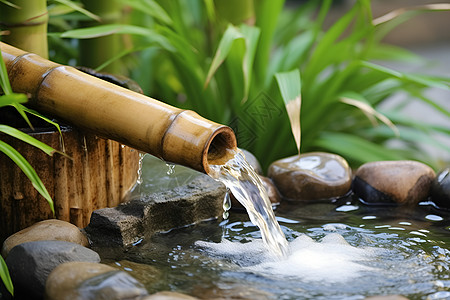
0,0,48,58
79,0,123,74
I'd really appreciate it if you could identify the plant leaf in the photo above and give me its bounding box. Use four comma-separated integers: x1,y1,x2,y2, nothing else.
339,92,399,137
61,24,153,39
0,0,19,9
275,69,302,153
123,0,172,25
314,132,405,164
0,255,13,296
205,24,243,88
0,47,13,95
0,125,61,156
53,0,101,22
0,93,27,108
0,140,54,214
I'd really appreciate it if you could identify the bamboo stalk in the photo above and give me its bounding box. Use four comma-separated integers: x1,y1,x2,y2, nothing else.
0,0,48,58
1,42,237,173
79,0,123,74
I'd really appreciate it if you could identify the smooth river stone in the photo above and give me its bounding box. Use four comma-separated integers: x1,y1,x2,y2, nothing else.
268,152,352,201
430,167,450,209
1,219,89,257
6,240,100,299
45,261,148,300
352,160,435,205
230,175,281,209
241,148,262,175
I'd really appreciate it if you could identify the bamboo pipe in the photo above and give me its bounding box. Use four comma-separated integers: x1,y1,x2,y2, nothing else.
0,42,237,173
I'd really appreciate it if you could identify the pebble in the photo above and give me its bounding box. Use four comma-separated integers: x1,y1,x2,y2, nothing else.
352,160,435,205
1,219,89,257
430,167,450,209
5,240,100,299
45,261,148,300
268,152,352,201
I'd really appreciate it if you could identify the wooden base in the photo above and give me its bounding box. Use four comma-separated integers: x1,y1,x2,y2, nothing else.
0,126,139,242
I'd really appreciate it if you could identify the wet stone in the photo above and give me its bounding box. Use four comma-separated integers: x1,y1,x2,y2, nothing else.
5,240,100,300
1,219,89,257
430,167,450,209
45,261,148,300
139,291,199,299
85,156,226,247
268,152,352,201
241,149,262,175
230,175,281,209
352,160,435,205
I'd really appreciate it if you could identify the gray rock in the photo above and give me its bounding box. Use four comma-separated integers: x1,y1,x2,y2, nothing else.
268,152,352,201
5,240,100,299
2,219,89,258
46,261,148,300
352,160,435,205
85,176,226,247
430,167,450,209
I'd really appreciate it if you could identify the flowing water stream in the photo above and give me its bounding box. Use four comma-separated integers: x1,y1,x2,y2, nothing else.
208,149,289,257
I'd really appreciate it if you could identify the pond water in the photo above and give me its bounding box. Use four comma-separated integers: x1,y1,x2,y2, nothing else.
118,155,450,300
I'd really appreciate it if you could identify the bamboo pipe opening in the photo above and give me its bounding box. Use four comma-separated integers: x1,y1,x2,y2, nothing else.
203,126,237,173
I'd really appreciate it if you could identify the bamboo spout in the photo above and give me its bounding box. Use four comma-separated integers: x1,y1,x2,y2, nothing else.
0,42,237,173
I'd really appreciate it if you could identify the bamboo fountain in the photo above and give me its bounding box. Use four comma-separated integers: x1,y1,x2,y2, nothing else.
0,42,236,241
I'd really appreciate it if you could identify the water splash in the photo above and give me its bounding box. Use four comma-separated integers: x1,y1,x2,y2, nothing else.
136,152,146,185
209,149,289,257
166,162,176,175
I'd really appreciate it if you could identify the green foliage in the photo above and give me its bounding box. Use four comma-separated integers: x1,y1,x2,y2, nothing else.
52,0,449,171
0,255,13,296
0,48,56,214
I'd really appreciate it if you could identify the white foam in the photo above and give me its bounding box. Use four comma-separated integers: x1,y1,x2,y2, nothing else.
195,233,378,283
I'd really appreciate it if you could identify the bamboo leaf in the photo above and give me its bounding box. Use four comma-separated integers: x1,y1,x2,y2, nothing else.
123,0,172,25
0,125,61,156
373,4,450,26
53,0,101,22
204,24,243,88
339,92,399,137
0,47,13,95
238,24,260,102
361,61,450,91
61,24,153,39
314,132,405,164
275,69,302,153
0,93,27,108
0,255,13,296
11,103,34,130
0,0,19,9
0,140,54,214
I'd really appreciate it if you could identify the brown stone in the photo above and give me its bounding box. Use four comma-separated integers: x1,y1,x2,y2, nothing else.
139,291,198,300
45,261,148,300
230,175,281,209
241,149,262,175
353,160,435,205
268,152,352,201
1,219,88,257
